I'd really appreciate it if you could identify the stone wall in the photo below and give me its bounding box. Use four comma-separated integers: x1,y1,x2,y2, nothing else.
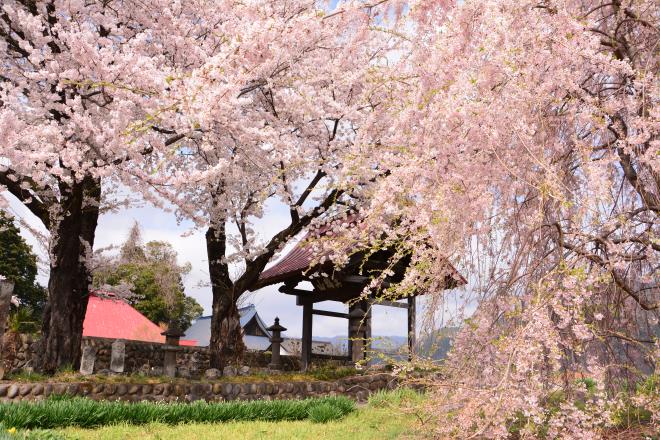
2,333,344,377
82,337,210,376
0,373,399,403
82,337,305,376
1,332,37,374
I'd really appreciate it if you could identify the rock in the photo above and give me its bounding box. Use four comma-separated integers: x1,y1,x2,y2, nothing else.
52,384,67,396
177,367,191,379
0,384,8,397
104,384,116,396
31,384,44,396
223,366,237,377
204,368,221,380
239,366,250,376
222,383,233,395
191,383,209,400
79,346,96,375
212,383,223,394
110,340,126,373
174,384,186,396
67,383,79,396
116,384,128,396
7,384,19,399
129,385,140,395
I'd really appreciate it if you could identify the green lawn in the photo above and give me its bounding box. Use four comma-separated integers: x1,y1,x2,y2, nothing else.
58,390,425,440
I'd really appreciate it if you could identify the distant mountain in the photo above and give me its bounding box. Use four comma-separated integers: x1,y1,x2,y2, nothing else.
315,328,459,360
417,327,459,360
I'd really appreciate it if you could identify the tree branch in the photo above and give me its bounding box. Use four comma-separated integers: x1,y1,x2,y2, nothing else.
0,168,51,228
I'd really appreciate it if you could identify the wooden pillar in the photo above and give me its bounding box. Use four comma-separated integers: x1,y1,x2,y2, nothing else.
407,296,416,361
301,301,313,371
348,303,366,363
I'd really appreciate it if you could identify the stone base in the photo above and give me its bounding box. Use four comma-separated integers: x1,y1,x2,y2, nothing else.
0,373,401,403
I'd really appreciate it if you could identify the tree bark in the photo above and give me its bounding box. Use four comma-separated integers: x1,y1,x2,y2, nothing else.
208,288,245,369
38,175,101,373
206,223,245,369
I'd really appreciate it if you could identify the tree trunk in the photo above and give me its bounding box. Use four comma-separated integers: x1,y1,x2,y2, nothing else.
209,289,245,369
38,175,101,373
206,224,245,370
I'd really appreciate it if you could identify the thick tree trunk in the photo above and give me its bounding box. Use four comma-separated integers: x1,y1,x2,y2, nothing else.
38,176,101,373
209,289,245,369
206,224,245,370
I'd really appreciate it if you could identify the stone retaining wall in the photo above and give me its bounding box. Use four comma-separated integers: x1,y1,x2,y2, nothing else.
3,333,341,377
0,373,398,403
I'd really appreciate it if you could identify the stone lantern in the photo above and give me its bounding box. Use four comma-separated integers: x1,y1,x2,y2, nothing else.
161,322,185,377
267,317,287,370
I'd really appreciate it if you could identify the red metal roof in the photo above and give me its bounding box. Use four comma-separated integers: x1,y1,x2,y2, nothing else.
256,234,319,287
255,216,358,289
83,293,166,343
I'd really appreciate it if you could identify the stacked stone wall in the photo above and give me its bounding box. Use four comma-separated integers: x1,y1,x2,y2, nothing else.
0,373,401,403
3,333,349,377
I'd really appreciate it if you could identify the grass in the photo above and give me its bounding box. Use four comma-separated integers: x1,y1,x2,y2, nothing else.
58,389,424,440
0,396,354,430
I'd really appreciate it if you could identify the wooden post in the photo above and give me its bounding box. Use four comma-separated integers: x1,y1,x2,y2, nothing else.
407,296,416,361
348,305,365,363
301,301,313,371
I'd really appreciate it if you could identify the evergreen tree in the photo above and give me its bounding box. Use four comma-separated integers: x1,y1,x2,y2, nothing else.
94,224,203,330
0,212,47,323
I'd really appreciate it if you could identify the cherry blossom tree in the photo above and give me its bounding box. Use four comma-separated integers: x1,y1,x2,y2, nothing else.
0,0,229,371
132,1,395,369
345,0,658,436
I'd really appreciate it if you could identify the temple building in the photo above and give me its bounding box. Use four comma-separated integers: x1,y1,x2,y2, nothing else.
250,218,466,370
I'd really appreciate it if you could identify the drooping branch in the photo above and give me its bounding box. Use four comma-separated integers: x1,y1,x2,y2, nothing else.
550,222,658,311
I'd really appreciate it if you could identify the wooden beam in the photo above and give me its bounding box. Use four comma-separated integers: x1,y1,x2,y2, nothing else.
343,275,370,284
279,285,313,295
407,296,416,361
344,275,392,289
311,353,351,361
370,299,409,309
311,309,350,319
301,301,313,371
